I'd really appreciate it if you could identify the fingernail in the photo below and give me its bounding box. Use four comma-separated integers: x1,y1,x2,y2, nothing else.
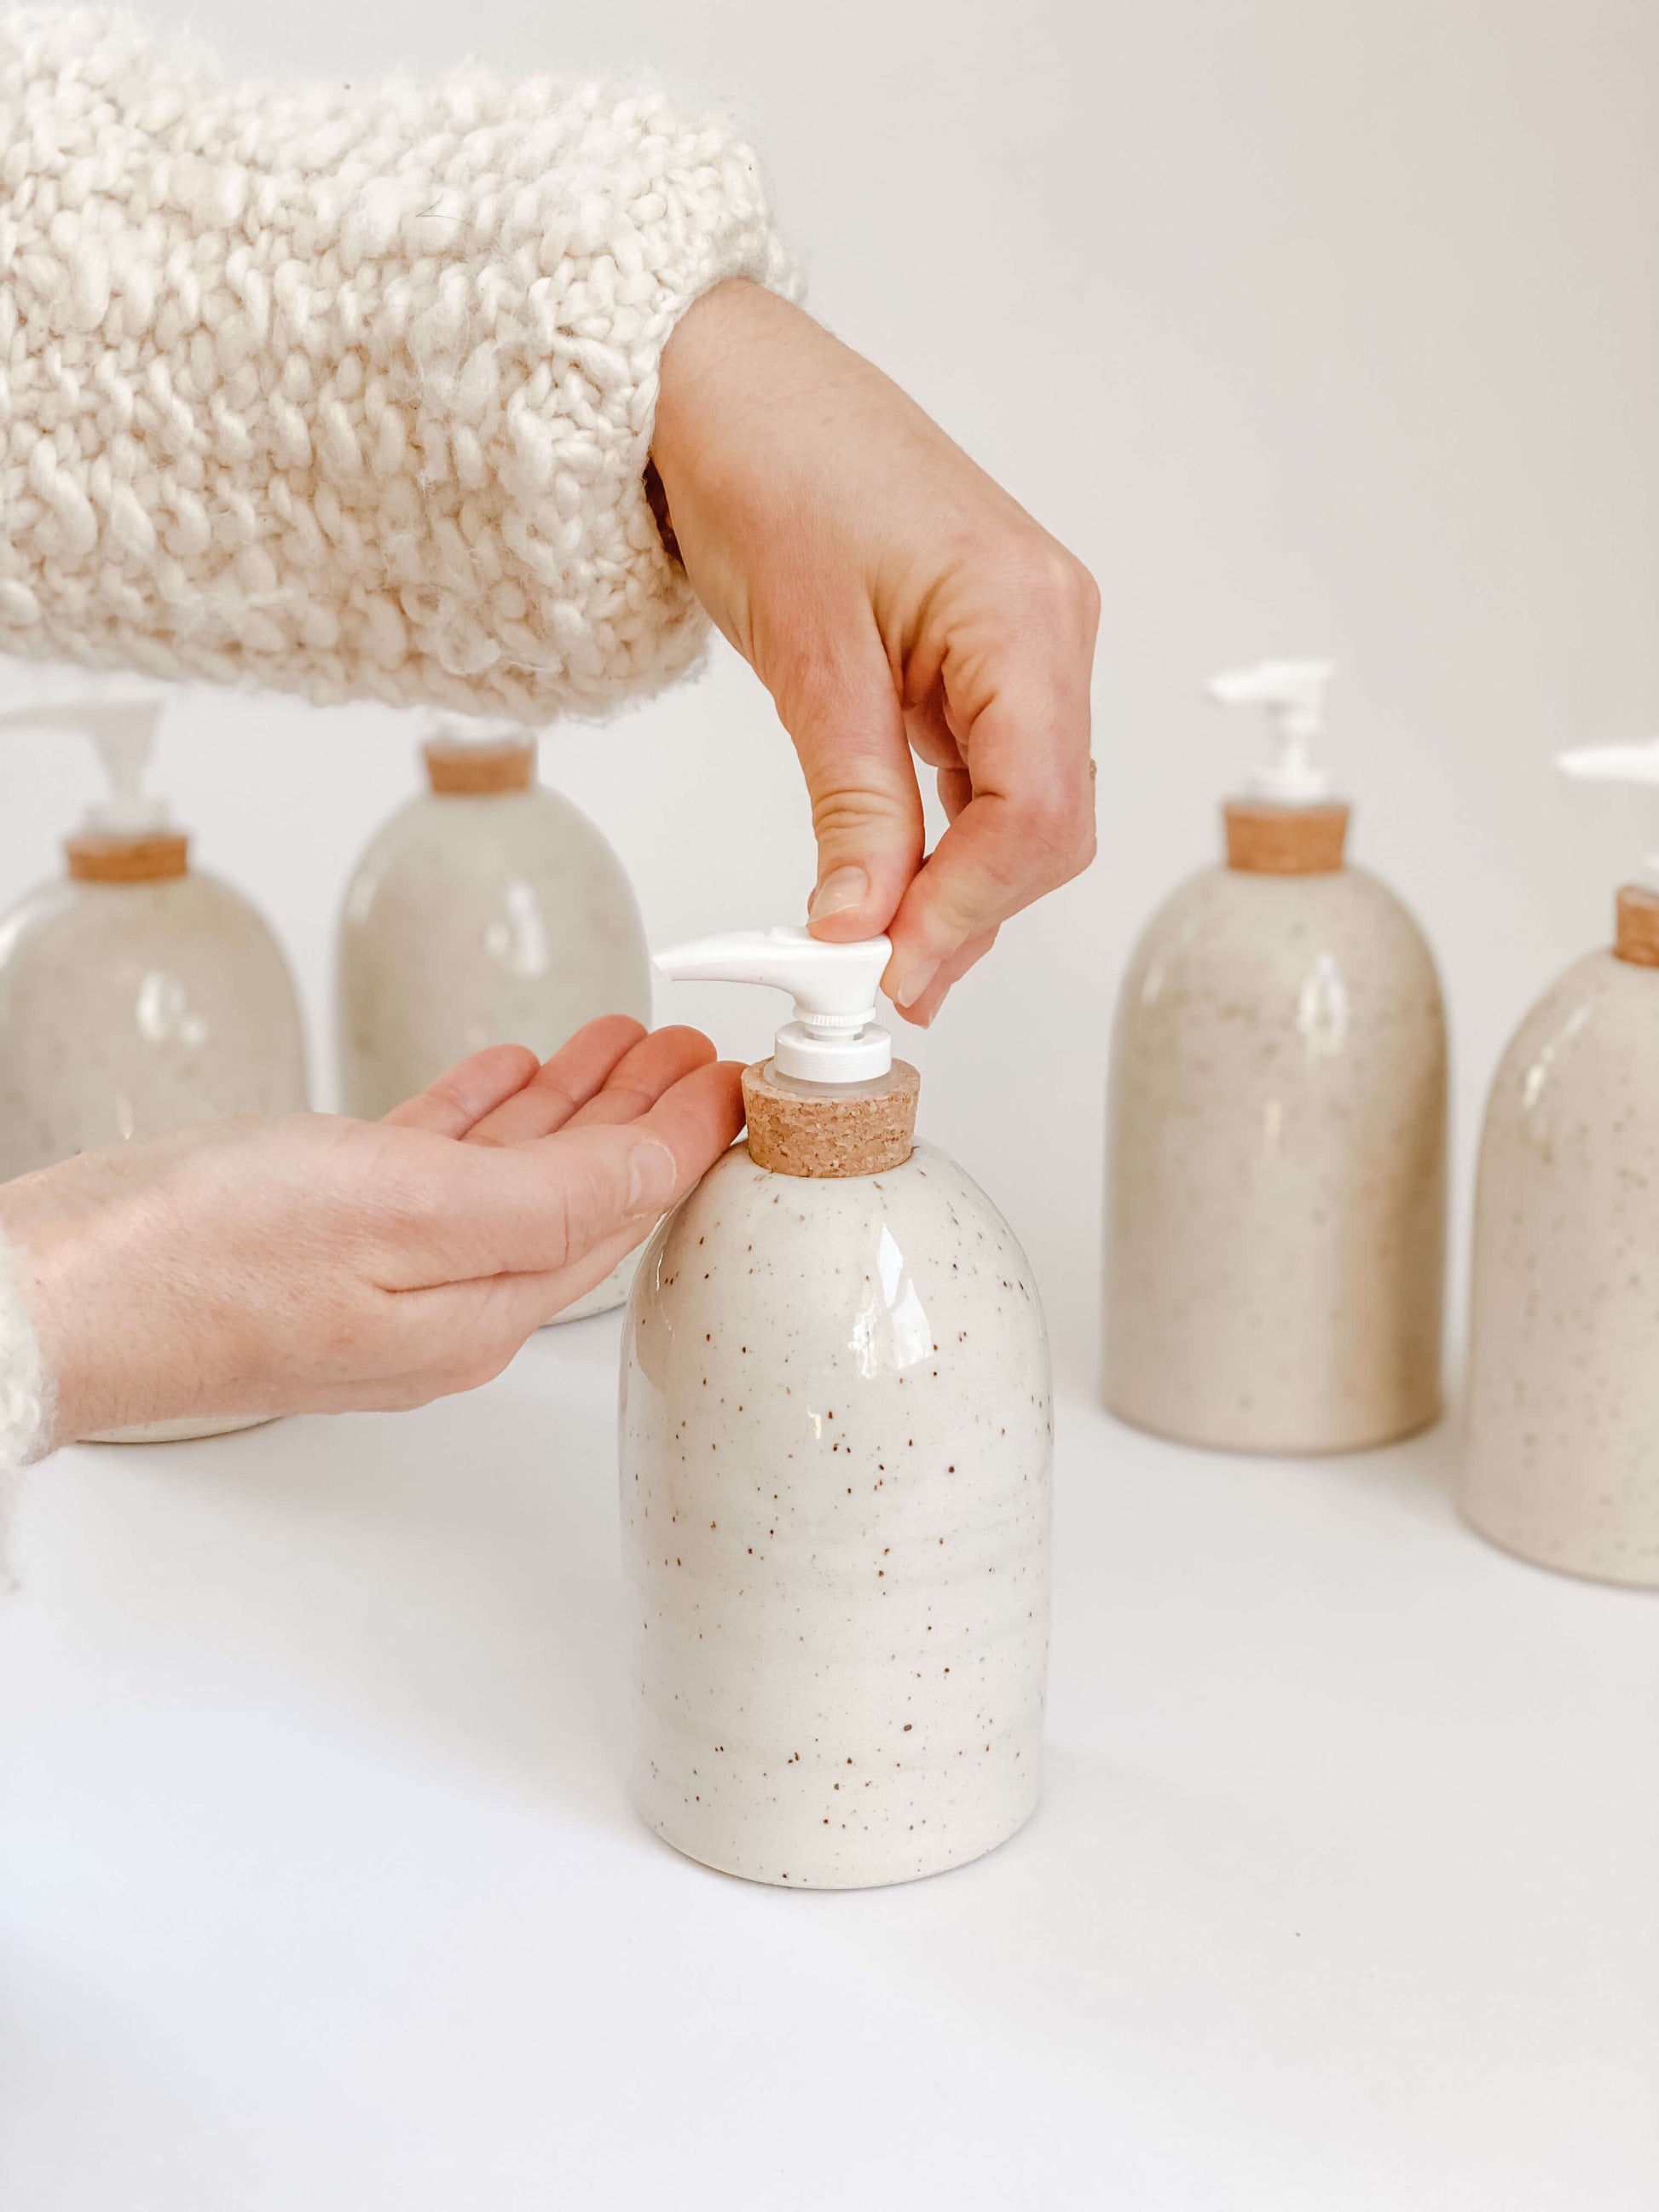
808,866,870,924
888,956,939,1009
627,1139,679,1213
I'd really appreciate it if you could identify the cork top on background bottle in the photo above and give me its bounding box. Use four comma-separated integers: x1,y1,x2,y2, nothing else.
422,737,536,795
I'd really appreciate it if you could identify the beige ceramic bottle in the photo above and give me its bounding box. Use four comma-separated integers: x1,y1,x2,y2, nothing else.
337,718,652,1320
0,688,309,1442
621,929,1052,1889
1103,661,1448,1453
1463,742,1659,1586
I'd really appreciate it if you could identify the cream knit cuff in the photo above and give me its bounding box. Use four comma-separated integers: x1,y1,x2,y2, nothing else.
0,9,802,718
0,1228,51,1585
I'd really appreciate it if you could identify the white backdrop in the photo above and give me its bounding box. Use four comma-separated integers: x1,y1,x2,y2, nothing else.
3,0,1656,1394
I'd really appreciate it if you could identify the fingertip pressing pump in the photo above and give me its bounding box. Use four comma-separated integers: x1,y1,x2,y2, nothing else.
335,713,652,1320
620,925,1052,1889
0,684,309,1442
1462,741,1659,1585
1102,661,1448,1453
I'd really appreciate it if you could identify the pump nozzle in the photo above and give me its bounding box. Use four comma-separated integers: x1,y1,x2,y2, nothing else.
0,685,170,837
1558,739,1659,892
654,925,893,1083
1208,658,1336,804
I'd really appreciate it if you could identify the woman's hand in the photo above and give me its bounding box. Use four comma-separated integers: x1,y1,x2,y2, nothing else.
650,279,1099,1025
0,1019,742,1448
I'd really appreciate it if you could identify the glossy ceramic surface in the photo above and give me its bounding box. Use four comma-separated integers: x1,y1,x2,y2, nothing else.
0,868,309,1445
1103,863,1447,1453
620,1139,1052,1888
1463,950,1659,1585
0,870,308,1181
336,780,652,1321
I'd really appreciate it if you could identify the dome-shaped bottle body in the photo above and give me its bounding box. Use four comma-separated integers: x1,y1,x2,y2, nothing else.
619,1139,1052,1889
1103,863,1447,1453
336,782,652,1320
0,867,309,1444
1463,951,1659,1585
0,871,308,1179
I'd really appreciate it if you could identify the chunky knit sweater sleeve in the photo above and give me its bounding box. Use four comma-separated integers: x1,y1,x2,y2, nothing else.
0,9,800,719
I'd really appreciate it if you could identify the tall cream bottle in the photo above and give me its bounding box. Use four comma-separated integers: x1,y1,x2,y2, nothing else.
620,928,1052,1889
336,717,652,1320
1463,742,1659,1585
0,686,309,1443
1103,661,1448,1453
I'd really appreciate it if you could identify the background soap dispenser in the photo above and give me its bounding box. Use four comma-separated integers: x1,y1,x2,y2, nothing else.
1462,742,1659,1586
0,686,309,1443
620,927,1052,1890
336,715,652,1320
1102,661,1448,1453
0,688,309,1181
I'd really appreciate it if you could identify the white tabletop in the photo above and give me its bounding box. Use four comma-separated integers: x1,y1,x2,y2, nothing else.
3,1318,1655,2211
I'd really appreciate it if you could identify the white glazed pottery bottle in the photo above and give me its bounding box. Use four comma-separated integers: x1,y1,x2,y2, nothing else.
0,687,309,1442
1463,741,1659,1586
336,717,652,1320
1103,661,1448,1453
620,927,1052,1889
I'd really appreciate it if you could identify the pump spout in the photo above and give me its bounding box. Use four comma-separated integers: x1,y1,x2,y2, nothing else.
0,688,170,837
653,925,893,1083
1208,657,1336,805
1558,739,1659,892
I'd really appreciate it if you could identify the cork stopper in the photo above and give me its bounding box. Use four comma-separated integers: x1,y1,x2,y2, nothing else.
65,833,189,882
742,1059,920,1178
1615,885,1659,967
424,739,535,795
1224,800,1350,875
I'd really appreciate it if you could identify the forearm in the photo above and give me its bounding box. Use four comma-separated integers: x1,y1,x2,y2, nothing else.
0,9,799,717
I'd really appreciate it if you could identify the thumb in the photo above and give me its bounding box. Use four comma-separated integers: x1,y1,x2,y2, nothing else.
773,615,924,943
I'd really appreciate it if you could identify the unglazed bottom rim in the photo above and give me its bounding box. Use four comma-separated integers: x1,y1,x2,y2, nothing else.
1100,1391,1445,1460
1456,1499,1659,1593
636,1791,1043,1892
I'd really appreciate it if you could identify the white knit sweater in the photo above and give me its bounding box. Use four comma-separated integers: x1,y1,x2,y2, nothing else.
0,9,796,1481
0,9,797,713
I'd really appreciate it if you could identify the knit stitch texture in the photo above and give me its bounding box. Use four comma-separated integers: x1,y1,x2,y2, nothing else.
0,9,799,717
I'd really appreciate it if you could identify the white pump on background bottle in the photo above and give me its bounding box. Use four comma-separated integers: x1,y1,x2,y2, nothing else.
335,714,652,1320
1102,661,1448,1453
0,685,309,1442
1463,741,1659,1585
620,926,1052,1888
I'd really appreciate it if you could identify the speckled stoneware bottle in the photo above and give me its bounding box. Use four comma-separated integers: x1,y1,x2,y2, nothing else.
336,717,652,1320
0,688,308,1443
1463,742,1659,1586
621,927,1052,1889
1103,661,1448,1453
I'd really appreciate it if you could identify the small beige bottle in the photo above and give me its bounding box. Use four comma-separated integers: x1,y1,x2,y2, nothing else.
1102,661,1448,1453
336,718,652,1320
1463,741,1659,1585
0,685,309,1442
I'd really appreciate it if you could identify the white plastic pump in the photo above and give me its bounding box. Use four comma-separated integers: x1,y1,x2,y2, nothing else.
0,686,171,837
654,925,893,1083
1558,738,1659,892
1208,658,1336,804
423,709,537,749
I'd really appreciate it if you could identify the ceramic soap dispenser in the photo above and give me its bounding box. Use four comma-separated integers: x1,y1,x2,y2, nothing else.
0,685,309,1442
1463,742,1659,1586
1102,661,1448,1453
0,688,309,1179
620,927,1052,1889
336,715,652,1320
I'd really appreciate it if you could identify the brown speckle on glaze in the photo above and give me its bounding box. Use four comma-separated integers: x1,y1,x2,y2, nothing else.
1463,950,1659,1585
1102,861,1448,1453
618,1140,1052,1889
